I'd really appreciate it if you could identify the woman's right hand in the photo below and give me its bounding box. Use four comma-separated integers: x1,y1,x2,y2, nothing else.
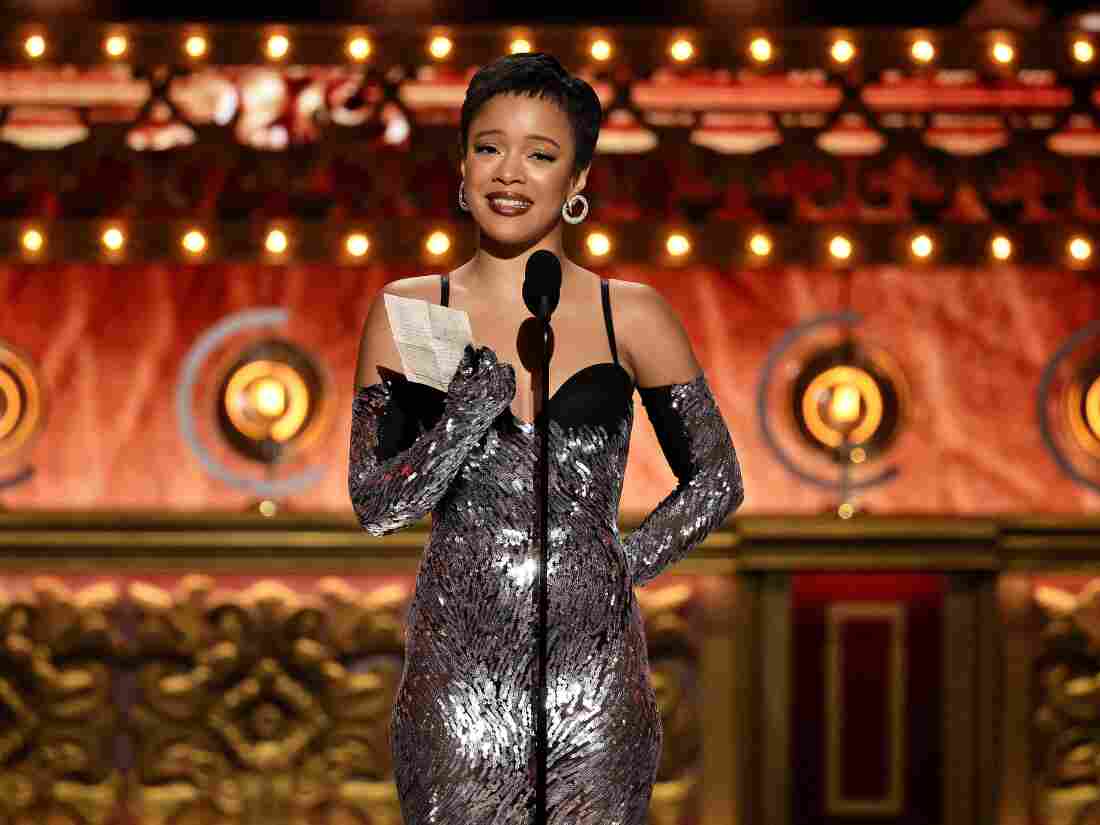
445,344,516,419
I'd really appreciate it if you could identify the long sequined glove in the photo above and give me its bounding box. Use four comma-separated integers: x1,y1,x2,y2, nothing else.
349,344,516,536
622,372,745,587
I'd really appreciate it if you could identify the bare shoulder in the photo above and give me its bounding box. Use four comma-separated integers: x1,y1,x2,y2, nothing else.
606,278,702,389
354,274,445,387
381,274,443,300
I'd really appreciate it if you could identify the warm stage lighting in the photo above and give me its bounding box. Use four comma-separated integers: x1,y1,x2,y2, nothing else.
749,232,773,258
992,40,1015,64
510,38,532,54
910,233,934,259
911,39,935,63
253,377,287,418
829,384,862,426
586,232,611,257
829,234,853,261
265,229,288,255
182,230,207,255
1070,236,1093,262
1073,38,1095,63
102,226,125,252
184,35,207,59
590,39,612,61
666,233,691,257
104,35,128,58
21,228,43,253
669,39,694,62
749,37,773,63
426,231,451,256
831,39,855,64
429,36,453,59
345,233,370,258
991,234,1013,261
347,36,372,61
266,34,290,60
24,35,46,59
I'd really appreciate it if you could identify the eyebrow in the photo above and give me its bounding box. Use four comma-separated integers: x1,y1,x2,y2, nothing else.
473,129,561,149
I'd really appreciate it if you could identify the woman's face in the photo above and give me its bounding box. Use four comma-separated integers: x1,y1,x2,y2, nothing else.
461,92,588,248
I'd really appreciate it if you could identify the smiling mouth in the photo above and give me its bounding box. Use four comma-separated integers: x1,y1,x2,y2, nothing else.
487,196,533,215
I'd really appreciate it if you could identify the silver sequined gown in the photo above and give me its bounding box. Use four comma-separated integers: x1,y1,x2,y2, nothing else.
349,276,744,825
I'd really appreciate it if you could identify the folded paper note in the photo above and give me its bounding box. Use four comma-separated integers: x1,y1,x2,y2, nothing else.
383,292,474,392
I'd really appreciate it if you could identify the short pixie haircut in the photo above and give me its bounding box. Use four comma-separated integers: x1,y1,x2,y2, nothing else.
459,52,602,181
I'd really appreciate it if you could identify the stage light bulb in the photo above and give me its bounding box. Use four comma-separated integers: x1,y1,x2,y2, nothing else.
666,233,691,256
829,384,862,425
590,39,612,61
266,34,290,60
831,39,855,64
911,39,935,63
992,41,1014,64
991,234,1013,261
184,35,207,59
829,235,852,261
182,230,207,255
1074,38,1095,63
265,229,288,254
345,233,370,257
749,233,772,257
426,231,451,256
1070,236,1093,262
670,39,694,62
21,229,43,253
749,37,773,63
104,35,128,58
24,35,46,59
429,36,452,59
102,226,125,252
510,38,532,54
586,232,611,256
347,36,372,61
253,378,287,418
911,233,933,258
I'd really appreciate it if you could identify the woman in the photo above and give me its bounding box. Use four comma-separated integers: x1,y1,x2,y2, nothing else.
349,52,744,825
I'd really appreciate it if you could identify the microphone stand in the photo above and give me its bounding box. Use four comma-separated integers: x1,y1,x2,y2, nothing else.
534,311,551,825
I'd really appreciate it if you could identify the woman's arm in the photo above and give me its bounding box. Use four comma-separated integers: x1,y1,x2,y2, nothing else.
349,287,515,536
617,282,745,587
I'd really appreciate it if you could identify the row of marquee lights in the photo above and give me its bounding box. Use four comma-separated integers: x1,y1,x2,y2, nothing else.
13,29,1100,66
10,224,1098,266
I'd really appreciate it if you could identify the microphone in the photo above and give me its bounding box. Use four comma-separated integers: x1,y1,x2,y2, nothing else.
522,250,562,320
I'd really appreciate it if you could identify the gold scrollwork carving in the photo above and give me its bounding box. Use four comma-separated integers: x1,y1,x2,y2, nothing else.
1035,581,1100,824
128,575,407,825
0,577,123,825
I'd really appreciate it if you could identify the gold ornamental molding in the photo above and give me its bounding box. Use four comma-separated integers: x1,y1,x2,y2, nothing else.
0,512,1098,570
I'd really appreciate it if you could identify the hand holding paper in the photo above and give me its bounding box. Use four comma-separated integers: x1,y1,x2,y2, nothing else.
383,293,474,391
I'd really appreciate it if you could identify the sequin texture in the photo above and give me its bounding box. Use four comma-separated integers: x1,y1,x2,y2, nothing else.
348,367,744,824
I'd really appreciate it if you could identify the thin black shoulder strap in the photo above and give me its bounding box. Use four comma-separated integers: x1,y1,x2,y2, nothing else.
601,278,619,366
441,273,449,307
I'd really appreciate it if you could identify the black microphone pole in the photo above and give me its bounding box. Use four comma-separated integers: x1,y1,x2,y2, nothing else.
522,250,561,825
536,306,549,825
